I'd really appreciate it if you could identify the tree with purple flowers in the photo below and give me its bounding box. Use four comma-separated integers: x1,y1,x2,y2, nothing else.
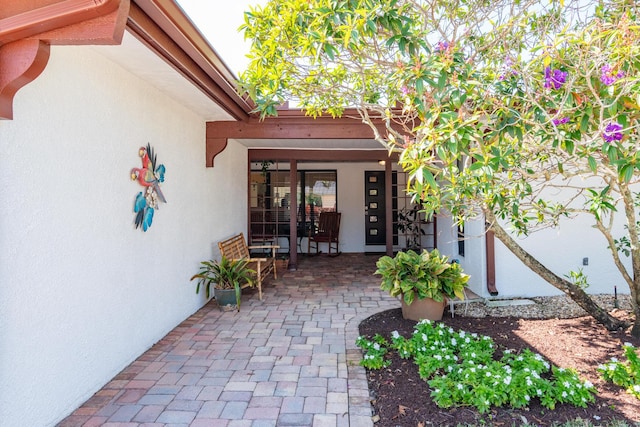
241,0,640,336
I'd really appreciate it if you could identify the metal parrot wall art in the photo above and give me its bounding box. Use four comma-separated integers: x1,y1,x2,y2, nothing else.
131,143,166,231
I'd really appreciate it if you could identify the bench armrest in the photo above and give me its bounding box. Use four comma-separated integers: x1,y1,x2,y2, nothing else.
248,245,280,250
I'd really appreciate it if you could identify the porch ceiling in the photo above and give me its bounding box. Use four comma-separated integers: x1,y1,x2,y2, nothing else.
233,138,381,149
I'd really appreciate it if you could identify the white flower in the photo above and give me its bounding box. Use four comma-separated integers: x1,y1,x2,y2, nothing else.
525,395,530,401
562,391,568,398
391,331,400,339
611,357,619,363
623,342,634,348
471,333,478,338
470,367,476,373
451,338,457,346
459,331,466,337
517,356,524,361
526,378,533,387
373,343,380,351
504,376,512,385
633,385,640,392
457,384,464,390
557,368,565,372
593,415,601,421
486,372,492,377
471,352,477,358
563,381,570,388
465,337,471,344
537,389,542,396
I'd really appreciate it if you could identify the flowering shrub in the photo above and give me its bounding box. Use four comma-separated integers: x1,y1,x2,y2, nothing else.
356,320,597,413
598,343,640,399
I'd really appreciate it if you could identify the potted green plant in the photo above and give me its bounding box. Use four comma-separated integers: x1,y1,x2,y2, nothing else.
375,249,469,321
190,256,256,311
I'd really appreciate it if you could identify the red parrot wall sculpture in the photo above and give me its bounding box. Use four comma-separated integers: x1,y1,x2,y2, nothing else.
131,143,166,231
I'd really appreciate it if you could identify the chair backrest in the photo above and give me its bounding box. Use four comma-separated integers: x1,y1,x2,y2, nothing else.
219,233,250,259
316,212,341,237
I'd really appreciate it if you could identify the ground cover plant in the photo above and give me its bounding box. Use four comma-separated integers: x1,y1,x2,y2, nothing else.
358,309,640,426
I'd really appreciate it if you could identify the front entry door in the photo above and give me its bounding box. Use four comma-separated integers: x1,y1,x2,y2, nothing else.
365,171,386,245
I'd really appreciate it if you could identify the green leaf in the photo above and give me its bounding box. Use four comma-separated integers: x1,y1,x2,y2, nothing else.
587,156,597,173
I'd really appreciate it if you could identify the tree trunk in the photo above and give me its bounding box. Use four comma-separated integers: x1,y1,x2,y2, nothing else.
485,210,629,332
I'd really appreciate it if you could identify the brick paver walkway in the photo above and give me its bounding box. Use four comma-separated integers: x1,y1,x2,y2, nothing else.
58,254,399,426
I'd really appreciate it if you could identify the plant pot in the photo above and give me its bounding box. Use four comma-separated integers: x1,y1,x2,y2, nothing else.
275,257,289,272
214,288,238,311
401,296,446,321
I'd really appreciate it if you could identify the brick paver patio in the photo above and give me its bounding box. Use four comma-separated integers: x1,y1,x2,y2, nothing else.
58,253,399,426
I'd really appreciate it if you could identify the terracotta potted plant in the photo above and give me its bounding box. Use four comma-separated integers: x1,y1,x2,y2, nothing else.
375,249,469,321
190,256,255,311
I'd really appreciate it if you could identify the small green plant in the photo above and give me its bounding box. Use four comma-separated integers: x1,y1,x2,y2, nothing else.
564,268,590,289
190,256,255,309
356,319,597,413
355,334,390,369
598,343,640,399
375,249,469,305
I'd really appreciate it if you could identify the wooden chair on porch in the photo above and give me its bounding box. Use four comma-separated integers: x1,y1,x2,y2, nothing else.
307,211,341,256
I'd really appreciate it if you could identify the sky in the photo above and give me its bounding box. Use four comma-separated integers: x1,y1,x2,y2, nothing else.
175,0,268,76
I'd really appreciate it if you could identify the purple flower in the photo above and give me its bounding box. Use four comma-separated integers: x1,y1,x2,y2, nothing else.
544,67,568,90
600,64,625,86
603,122,623,142
552,117,570,126
435,41,450,52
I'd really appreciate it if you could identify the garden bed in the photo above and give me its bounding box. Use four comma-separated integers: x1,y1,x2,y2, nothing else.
359,303,639,426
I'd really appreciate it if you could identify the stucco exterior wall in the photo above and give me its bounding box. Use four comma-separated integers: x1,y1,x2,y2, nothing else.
492,214,630,298
0,45,247,426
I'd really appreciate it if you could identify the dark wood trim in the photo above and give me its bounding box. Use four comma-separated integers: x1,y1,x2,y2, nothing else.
127,1,250,121
486,228,498,295
288,160,298,270
248,149,398,162
207,118,390,140
205,137,227,167
384,160,393,256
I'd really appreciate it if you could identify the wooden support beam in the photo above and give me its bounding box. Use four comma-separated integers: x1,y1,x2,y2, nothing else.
206,118,389,140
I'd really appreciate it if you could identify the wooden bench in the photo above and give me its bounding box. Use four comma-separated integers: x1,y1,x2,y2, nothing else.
218,232,278,300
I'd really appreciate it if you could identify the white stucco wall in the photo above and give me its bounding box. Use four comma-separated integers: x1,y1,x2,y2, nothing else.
0,45,246,426
492,214,630,298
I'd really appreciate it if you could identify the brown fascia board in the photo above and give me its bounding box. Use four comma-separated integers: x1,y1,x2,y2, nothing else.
130,0,251,121
0,0,121,45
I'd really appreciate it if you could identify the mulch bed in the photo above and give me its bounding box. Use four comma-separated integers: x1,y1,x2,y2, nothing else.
359,308,640,426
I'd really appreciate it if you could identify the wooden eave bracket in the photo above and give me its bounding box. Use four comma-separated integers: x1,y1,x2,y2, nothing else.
206,137,228,167
0,0,129,119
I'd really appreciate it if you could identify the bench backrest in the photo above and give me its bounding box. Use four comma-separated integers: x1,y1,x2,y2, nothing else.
218,233,250,260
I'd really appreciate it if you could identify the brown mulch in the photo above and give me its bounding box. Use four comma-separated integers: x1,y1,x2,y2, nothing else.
359,308,640,426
